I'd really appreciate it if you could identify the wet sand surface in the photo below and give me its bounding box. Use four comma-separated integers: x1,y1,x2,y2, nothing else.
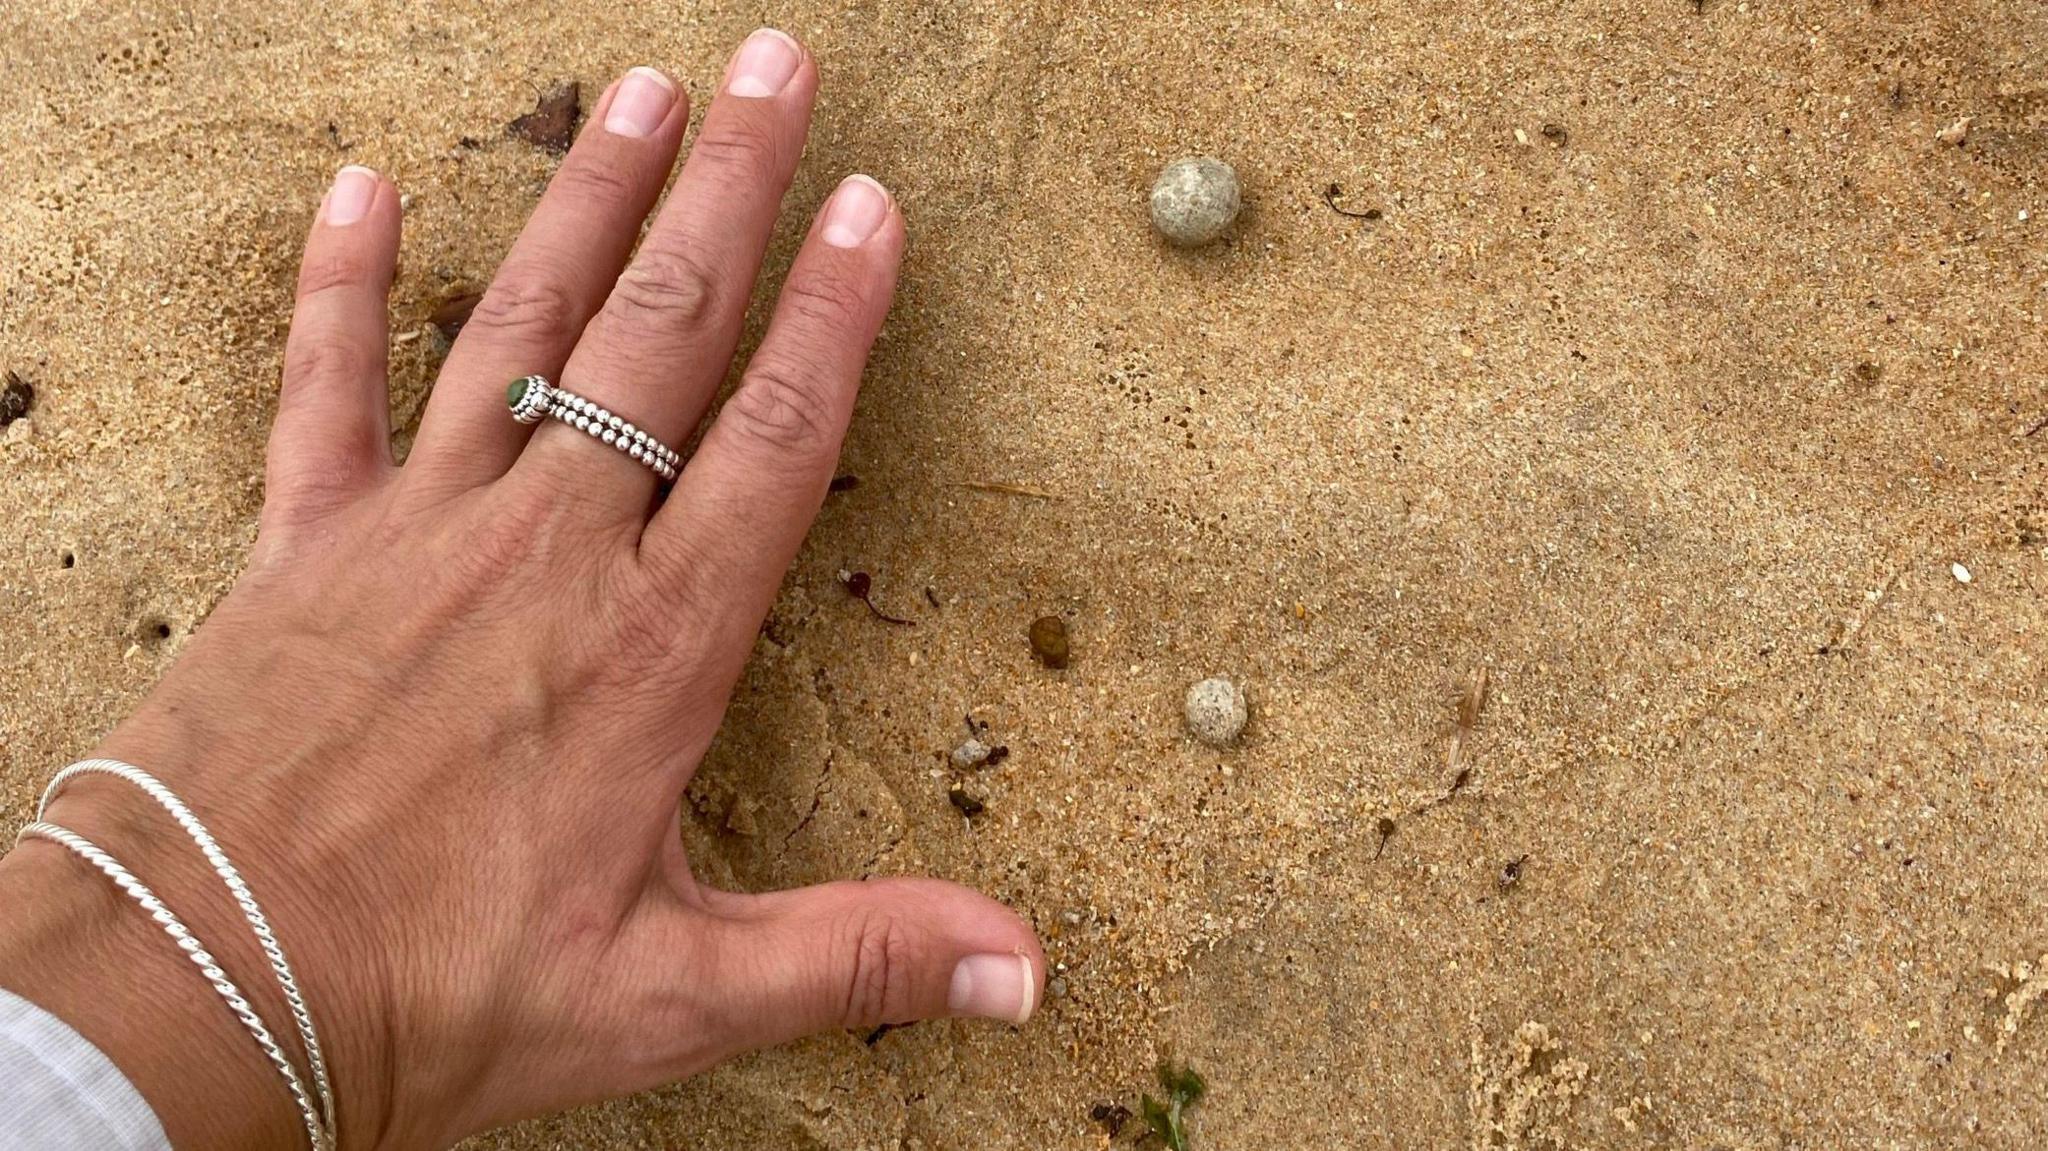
3,2,2044,1146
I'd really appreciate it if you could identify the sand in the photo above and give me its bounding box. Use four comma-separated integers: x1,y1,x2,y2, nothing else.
3,1,2045,1147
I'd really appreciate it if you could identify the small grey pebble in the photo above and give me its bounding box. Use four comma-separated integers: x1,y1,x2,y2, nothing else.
1184,676,1248,746
1150,156,1241,246
1060,909,1084,926
950,737,992,769
1048,977,1069,999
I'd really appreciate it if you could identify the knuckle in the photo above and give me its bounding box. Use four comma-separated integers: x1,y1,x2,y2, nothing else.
721,358,841,459
465,276,587,348
634,533,720,625
262,447,379,522
463,483,555,574
691,113,785,176
296,250,377,299
780,270,867,333
549,156,641,211
606,239,725,330
599,567,685,665
281,333,373,394
841,914,917,1030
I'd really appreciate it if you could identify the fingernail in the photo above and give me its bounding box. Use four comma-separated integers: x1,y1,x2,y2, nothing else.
326,166,378,227
605,66,676,138
821,175,890,249
727,28,800,98
948,952,1037,1024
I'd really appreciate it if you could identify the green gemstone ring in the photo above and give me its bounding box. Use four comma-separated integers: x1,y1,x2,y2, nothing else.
505,374,679,483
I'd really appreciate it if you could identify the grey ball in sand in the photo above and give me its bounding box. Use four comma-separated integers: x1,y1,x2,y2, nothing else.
1184,676,1248,746
1150,157,1241,246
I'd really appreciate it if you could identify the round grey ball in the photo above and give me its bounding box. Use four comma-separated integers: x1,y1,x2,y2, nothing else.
1184,676,1248,746
1150,157,1241,246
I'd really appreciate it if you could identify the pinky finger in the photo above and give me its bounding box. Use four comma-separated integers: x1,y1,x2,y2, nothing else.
265,165,401,537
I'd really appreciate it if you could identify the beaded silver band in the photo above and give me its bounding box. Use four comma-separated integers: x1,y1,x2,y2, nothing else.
506,375,679,482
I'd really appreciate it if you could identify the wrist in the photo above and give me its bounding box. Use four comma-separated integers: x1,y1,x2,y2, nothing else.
2,716,409,1149
0,835,306,1149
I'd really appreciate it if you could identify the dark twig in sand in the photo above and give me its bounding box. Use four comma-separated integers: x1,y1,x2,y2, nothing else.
1321,183,1382,221
955,480,1056,500
839,570,915,626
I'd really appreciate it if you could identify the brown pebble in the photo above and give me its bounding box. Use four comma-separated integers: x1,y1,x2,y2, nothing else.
1028,615,1070,669
1089,1103,1131,1136
509,81,581,154
1540,122,1569,146
1499,854,1529,890
947,786,986,818
1,371,33,425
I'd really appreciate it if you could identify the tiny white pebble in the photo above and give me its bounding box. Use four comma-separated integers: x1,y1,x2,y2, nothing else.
1184,676,1248,746
1951,562,1972,584
951,738,992,768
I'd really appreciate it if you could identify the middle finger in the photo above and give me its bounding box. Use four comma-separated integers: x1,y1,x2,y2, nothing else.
511,28,818,519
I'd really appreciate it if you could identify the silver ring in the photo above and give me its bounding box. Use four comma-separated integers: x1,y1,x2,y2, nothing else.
506,375,679,482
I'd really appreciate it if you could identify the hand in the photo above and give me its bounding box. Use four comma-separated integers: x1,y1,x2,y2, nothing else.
0,30,1042,1151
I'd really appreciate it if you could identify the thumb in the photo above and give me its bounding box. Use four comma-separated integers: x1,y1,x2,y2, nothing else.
697,876,1044,1053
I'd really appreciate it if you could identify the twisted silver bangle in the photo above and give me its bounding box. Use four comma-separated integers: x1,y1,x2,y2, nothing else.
15,820,333,1150
39,758,337,1146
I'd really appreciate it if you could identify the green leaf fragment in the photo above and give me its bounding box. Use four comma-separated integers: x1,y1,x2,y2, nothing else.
1163,1062,1207,1104
1141,1095,1185,1151
1139,1062,1205,1150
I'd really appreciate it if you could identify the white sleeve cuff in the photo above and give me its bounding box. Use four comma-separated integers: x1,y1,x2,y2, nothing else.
0,986,171,1150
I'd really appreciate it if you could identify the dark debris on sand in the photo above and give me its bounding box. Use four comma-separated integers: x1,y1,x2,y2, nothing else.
509,82,581,154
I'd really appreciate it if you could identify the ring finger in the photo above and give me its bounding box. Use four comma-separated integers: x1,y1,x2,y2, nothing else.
509,28,817,521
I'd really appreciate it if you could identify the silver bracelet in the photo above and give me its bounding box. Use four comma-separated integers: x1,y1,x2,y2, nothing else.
15,820,333,1150
27,759,338,1150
